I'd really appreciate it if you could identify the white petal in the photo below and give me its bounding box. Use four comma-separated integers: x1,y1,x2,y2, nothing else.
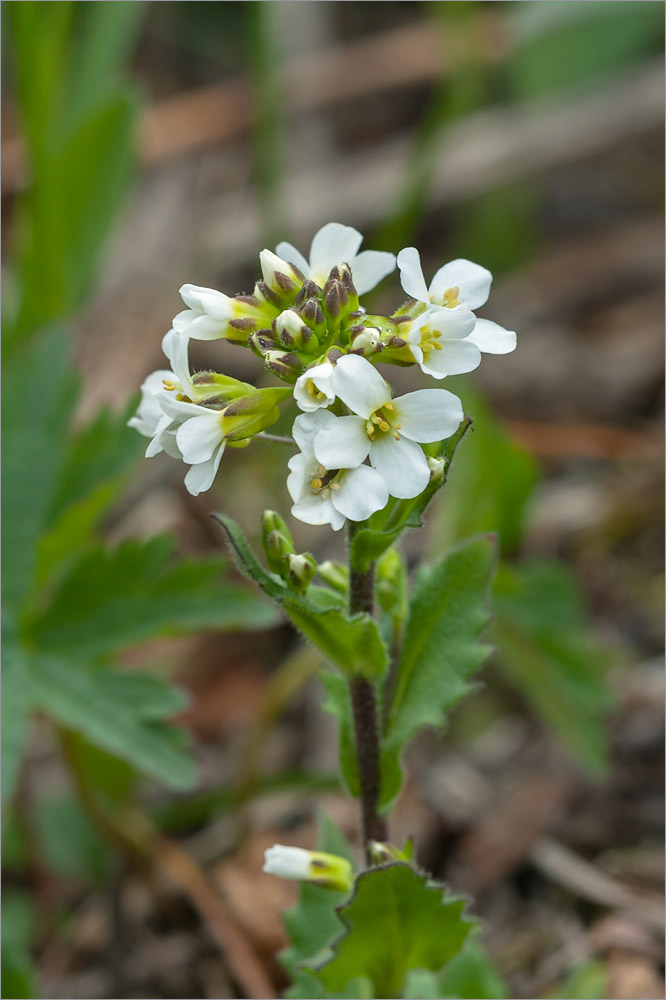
309,223,363,282
144,414,172,457
350,250,396,296
176,413,223,463
419,339,481,379
393,389,463,443
369,435,430,499
396,247,430,303
429,259,492,310
292,408,337,456
184,442,225,496
287,452,313,503
172,309,196,334
292,494,346,530
466,318,517,355
293,362,336,412
162,329,191,389
425,307,477,340
275,241,311,279
333,465,389,521
159,395,204,421
179,284,234,320
331,354,390,419
313,415,370,470
184,313,229,341
263,845,311,879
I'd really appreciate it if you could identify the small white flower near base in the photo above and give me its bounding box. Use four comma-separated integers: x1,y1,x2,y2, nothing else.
293,361,337,412
276,221,396,295
173,283,268,342
397,247,517,355
129,329,196,459
312,355,463,500
263,844,353,892
288,410,389,530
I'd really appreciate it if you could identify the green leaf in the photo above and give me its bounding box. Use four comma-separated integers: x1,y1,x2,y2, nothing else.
281,812,356,998
29,536,277,660
31,657,196,791
320,671,359,797
216,513,386,680
493,561,614,774
381,537,496,808
430,388,537,558
437,940,509,999
2,329,78,615
546,959,607,1000
1,637,33,807
35,790,110,881
310,864,475,998
1,891,38,999
284,600,387,682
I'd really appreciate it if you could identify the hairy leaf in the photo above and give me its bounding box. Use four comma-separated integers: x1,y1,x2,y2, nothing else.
29,536,277,659
310,864,475,998
216,513,386,680
381,537,496,807
31,657,196,790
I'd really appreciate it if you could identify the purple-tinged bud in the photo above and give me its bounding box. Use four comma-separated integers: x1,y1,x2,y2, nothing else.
322,279,349,328
349,326,382,357
259,250,305,304
274,309,313,350
294,279,322,305
265,350,306,382
286,552,317,593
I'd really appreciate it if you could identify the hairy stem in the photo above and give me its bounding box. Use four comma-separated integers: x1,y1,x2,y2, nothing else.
348,524,388,861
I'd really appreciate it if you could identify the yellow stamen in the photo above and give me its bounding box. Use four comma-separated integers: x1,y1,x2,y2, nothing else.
384,402,394,410
433,342,443,350
393,432,401,440
311,477,323,489
330,483,340,490
378,419,390,432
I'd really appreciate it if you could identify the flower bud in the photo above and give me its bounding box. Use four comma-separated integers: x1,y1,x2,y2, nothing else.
427,455,445,484
265,350,306,383
317,560,349,594
248,329,277,358
294,279,323,304
286,552,317,593
322,279,349,330
261,510,296,575
274,309,314,351
221,386,291,441
263,844,353,892
327,263,359,314
349,326,382,357
299,297,328,344
188,371,254,406
376,547,408,622
259,250,305,304
368,839,413,865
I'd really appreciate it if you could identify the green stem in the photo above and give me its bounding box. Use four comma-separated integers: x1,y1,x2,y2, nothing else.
347,524,388,861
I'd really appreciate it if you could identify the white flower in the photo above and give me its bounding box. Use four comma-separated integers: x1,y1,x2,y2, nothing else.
263,844,353,891
288,410,389,530
406,308,480,378
276,221,396,295
312,354,463,500
173,283,269,342
129,330,195,459
397,248,517,355
293,361,336,412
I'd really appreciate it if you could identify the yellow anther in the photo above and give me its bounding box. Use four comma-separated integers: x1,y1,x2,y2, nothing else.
378,419,390,432
395,423,402,429
393,432,401,440
162,380,176,390
434,342,443,350
433,332,442,339
384,402,394,410
444,285,461,309
330,482,340,491
311,477,323,489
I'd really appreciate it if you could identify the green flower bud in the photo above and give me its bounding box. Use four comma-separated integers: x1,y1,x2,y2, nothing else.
294,279,323,304
318,560,349,594
221,386,291,441
349,326,382,358
265,350,306,382
368,838,414,865
427,455,445,484
376,547,408,623
322,279,349,330
263,844,353,892
261,510,296,575
299,297,328,345
188,371,255,406
248,330,277,358
274,309,314,351
327,263,359,314
286,552,317,593
259,249,305,304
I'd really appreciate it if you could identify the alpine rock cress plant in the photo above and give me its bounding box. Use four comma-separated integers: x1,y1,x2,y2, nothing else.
130,221,517,999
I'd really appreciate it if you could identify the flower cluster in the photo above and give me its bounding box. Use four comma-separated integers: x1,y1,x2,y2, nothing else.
130,222,516,525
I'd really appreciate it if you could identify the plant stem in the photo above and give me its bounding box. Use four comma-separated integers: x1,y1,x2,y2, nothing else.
347,524,388,861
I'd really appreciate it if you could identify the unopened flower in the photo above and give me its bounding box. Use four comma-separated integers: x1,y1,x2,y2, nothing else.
259,249,305,301
276,221,396,295
263,844,353,892
293,361,337,412
174,283,274,343
288,410,389,530
397,248,517,355
312,355,463,500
